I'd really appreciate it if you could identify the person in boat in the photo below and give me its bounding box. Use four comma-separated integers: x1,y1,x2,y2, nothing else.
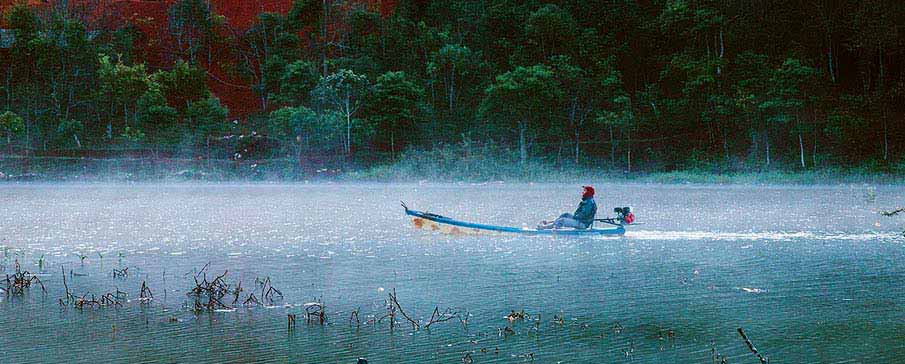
538,185,598,230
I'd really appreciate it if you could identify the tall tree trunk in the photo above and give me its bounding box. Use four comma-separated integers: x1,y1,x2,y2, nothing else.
627,149,632,173
109,101,117,140
764,130,771,167
297,139,303,170
569,97,579,164
346,112,352,159
751,131,758,164
717,28,724,75
574,129,580,165
448,67,455,113
813,134,818,167
66,85,73,120
626,127,632,173
518,121,527,166
23,111,30,173
390,132,395,161
5,68,12,110
827,36,836,83
883,119,889,161
721,122,729,162
798,132,805,169
322,0,328,79
609,124,616,167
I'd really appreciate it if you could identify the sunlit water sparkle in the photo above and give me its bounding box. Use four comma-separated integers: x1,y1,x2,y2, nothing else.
0,183,903,363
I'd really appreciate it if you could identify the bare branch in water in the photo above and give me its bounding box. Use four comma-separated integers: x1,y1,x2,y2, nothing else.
425,307,458,329
139,281,153,303
305,298,327,325
4,260,45,296
388,288,420,330
738,327,769,363
288,313,297,331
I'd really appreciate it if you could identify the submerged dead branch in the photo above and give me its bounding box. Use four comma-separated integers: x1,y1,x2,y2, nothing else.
139,281,153,303
388,288,419,330
68,289,126,310
378,297,397,330
187,267,233,312
425,306,463,330
255,276,283,305
349,307,361,328
112,267,129,279
305,298,327,325
738,327,769,363
288,313,297,331
3,260,45,296
506,309,529,322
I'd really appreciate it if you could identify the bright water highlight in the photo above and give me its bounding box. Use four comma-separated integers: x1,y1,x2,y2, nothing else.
0,183,902,363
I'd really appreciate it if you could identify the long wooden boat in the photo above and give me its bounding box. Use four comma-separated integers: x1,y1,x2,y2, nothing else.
403,203,626,236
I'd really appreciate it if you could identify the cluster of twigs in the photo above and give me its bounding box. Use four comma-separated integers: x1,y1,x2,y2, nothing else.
287,313,297,331
305,297,327,324
59,265,127,309
69,291,127,309
185,264,286,311
2,260,45,296
379,288,420,330
426,306,468,330
349,307,361,328
187,263,235,311
506,309,529,322
112,267,129,279
28,256,777,364
375,288,467,332
254,276,283,305
139,281,153,303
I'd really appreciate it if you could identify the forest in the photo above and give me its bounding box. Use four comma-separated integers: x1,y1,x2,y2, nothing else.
0,0,903,179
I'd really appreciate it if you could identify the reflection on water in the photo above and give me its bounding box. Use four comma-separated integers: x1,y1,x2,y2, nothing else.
0,183,903,363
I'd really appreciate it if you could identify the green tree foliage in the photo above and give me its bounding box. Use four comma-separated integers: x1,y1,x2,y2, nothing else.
369,71,425,159
427,44,483,115
313,69,370,159
135,88,179,146
0,111,25,149
524,4,578,62
98,55,151,137
185,96,229,142
169,0,222,64
153,60,210,112
480,64,562,165
2,1,905,172
274,60,320,107
54,119,84,148
269,106,344,160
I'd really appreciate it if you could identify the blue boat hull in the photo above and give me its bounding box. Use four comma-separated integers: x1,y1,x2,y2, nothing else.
405,208,625,236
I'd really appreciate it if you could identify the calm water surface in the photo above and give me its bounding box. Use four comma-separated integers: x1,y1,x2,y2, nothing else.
0,183,903,363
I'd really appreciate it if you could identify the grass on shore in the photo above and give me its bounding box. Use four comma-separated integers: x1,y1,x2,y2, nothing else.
2,147,904,185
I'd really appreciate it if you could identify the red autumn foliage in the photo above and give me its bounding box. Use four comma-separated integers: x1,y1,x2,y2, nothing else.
1,0,397,117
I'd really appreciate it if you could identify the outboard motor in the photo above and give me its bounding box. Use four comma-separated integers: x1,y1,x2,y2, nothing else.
614,207,635,225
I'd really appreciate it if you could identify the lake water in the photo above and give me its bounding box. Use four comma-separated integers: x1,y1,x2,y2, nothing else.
0,183,903,363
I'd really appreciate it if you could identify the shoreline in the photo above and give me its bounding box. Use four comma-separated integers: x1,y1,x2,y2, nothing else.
0,169,901,186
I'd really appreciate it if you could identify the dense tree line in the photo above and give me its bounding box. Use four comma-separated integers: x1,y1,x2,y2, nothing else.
1,0,904,172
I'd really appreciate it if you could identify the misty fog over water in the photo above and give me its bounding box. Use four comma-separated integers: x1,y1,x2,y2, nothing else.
0,183,902,363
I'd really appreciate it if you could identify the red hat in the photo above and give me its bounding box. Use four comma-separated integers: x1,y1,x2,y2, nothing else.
582,185,595,199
